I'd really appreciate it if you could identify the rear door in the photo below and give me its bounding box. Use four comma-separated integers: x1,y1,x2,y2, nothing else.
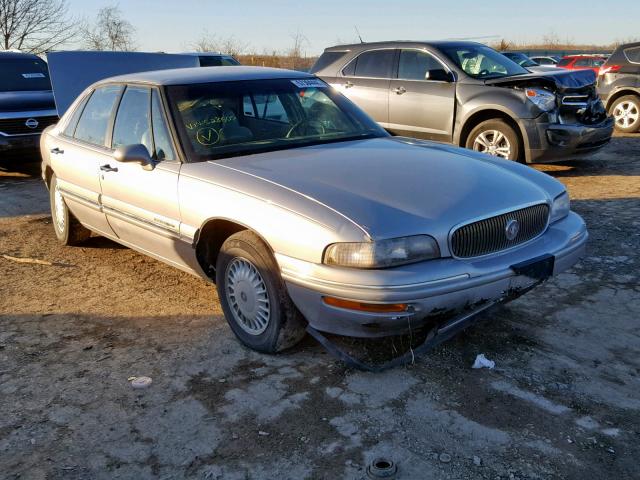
388,49,456,141
332,49,395,126
99,85,188,269
49,84,123,236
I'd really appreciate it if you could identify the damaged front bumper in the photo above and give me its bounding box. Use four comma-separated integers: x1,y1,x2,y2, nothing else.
523,113,614,163
278,212,587,338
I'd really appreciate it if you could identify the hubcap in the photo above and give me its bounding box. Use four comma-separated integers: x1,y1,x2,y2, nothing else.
225,257,270,335
53,185,66,232
613,101,639,129
472,130,512,159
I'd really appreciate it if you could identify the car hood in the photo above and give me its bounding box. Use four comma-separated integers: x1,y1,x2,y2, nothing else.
215,137,561,241
0,90,56,113
485,68,596,91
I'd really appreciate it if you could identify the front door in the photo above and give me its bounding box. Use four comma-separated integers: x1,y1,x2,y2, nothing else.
98,86,189,270
388,49,456,141
331,49,396,126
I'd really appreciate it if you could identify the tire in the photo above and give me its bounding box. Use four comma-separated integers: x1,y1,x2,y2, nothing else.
49,174,91,246
466,119,521,162
215,230,306,353
610,95,640,133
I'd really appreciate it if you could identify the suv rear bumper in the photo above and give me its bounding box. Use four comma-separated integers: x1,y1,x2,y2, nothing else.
523,116,614,163
279,212,587,338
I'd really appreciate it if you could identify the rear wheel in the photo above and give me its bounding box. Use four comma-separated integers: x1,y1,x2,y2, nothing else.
466,119,521,162
215,230,306,353
610,95,640,133
49,174,91,246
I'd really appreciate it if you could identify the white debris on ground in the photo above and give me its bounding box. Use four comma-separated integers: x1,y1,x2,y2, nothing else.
128,376,153,389
472,353,495,369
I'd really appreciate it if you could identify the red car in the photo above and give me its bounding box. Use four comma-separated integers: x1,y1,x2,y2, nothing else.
557,55,607,75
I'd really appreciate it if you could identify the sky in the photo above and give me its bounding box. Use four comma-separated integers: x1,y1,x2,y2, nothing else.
66,0,640,55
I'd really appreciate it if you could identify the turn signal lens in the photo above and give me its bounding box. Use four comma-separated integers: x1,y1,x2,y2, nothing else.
323,297,408,313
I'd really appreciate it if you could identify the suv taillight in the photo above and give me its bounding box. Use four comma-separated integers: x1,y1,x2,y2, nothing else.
599,65,621,75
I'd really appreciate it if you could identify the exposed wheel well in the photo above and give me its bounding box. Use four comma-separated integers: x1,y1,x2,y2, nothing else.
459,110,525,162
194,219,271,282
606,90,640,112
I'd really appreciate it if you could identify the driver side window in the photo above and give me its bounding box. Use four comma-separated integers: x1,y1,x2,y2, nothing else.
112,86,153,155
398,50,448,81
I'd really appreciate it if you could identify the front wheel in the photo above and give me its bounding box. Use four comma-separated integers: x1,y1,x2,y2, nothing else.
49,174,91,245
215,230,306,353
466,119,521,161
610,95,640,133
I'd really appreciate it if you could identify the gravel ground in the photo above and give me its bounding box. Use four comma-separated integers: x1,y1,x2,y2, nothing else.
1,136,639,480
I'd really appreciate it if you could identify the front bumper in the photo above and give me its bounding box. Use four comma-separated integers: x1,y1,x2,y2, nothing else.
0,133,41,159
522,116,614,163
279,212,588,338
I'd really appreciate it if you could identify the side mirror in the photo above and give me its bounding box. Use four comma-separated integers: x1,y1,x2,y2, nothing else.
113,144,154,170
427,69,455,82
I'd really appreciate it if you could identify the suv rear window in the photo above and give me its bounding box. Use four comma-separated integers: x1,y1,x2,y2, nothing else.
310,51,347,73
0,56,52,92
343,50,395,78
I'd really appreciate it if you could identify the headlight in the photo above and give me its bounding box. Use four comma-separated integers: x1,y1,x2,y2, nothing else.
324,235,440,269
525,88,556,112
550,191,570,223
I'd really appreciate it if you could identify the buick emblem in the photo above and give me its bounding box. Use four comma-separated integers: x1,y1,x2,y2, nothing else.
25,118,39,129
505,219,520,241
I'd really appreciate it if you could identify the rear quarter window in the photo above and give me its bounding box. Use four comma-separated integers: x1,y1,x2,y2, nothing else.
310,51,347,73
557,58,573,67
624,47,640,64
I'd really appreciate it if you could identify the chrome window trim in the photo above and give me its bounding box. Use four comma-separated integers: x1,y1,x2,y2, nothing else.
447,200,552,260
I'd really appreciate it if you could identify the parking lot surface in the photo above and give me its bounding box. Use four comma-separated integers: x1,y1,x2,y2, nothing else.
1,136,639,479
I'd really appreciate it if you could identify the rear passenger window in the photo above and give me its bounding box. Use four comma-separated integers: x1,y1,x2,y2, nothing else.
557,58,572,67
63,94,90,137
244,93,289,123
343,50,395,78
575,59,590,67
74,85,123,146
151,89,176,161
112,86,152,154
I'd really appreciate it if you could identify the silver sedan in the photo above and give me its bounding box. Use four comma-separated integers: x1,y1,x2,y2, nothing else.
41,66,588,354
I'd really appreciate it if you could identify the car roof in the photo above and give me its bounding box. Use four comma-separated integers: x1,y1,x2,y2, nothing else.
323,40,485,51
95,66,313,87
0,51,43,60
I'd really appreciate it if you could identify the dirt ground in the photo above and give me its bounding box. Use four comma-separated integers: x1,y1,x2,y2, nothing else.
1,136,639,480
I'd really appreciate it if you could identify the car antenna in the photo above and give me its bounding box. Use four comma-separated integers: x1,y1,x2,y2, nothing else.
354,26,364,44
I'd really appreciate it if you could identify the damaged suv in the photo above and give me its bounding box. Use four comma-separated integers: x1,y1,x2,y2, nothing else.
312,41,613,163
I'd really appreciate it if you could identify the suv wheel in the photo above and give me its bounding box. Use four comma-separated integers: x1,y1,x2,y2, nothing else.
49,174,91,245
216,230,306,353
466,119,520,161
611,95,640,133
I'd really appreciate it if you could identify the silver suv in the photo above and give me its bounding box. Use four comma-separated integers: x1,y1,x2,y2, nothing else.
312,41,613,163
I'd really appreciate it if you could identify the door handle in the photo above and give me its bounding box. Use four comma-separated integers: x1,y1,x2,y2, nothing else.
100,164,118,173
344,81,354,89
50,147,64,154
393,86,407,95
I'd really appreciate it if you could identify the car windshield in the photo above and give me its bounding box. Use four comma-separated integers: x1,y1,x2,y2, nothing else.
0,56,52,92
442,45,529,79
504,53,538,68
166,78,386,161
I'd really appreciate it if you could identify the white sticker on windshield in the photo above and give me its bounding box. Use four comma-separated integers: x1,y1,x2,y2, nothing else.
291,79,326,88
22,73,46,78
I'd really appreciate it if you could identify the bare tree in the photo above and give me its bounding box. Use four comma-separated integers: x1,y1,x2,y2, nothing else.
84,5,136,51
191,32,248,56
0,0,80,54
288,30,308,70
191,31,219,52
496,39,511,51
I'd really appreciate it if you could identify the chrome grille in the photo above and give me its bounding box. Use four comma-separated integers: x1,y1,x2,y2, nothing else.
0,116,57,136
451,204,550,258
